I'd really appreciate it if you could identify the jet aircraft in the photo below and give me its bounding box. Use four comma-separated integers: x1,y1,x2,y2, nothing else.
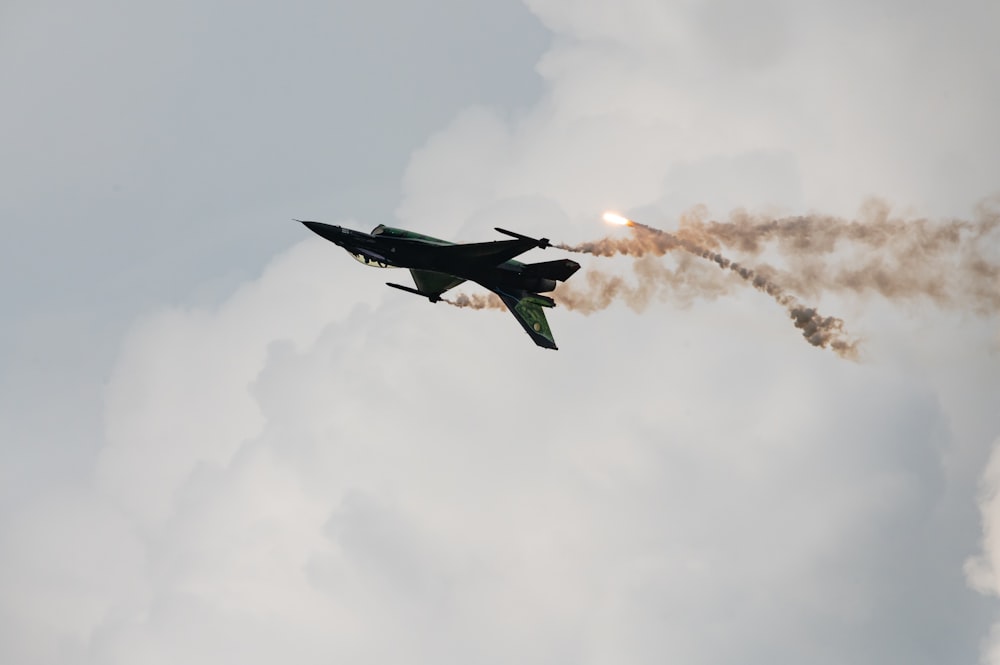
298,220,580,349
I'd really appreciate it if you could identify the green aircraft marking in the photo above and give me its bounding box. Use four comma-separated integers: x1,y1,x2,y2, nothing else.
514,295,555,341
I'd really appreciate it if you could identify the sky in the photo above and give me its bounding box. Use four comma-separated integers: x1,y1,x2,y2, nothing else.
2,1,999,663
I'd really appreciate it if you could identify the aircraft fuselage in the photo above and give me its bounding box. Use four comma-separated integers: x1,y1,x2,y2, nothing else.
298,219,580,348
301,221,558,294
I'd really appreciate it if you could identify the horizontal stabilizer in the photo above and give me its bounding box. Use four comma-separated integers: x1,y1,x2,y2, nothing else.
493,289,559,349
521,258,581,282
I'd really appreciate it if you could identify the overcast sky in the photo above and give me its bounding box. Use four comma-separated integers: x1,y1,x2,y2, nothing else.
2,1,999,664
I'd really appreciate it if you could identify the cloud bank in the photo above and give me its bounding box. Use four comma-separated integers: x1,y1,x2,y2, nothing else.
3,0,999,664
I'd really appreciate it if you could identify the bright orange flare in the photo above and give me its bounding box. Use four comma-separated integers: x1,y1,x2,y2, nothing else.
603,211,633,226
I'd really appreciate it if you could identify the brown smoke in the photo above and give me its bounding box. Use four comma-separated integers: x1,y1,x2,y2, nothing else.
671,199,1000,313
443,200,998,358
443,255,732,321
443,293,505,310
552,254,733,314
558,223,860,358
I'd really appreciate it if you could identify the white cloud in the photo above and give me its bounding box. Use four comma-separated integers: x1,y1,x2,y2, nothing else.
96,241,371,526
968,442,1000,596
3,0,999,663
27,271,984,663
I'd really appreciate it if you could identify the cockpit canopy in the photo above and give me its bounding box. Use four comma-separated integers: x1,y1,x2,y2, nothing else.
368,224,449,245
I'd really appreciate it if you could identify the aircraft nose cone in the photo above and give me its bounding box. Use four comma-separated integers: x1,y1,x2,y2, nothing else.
299,220,341,243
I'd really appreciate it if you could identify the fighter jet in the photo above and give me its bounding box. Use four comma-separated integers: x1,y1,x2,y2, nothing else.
298,220,580,349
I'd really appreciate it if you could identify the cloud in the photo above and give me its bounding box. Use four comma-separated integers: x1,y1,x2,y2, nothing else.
3,0,999,663
968,442,1000,596
966,440,1000,665
20,261,987,664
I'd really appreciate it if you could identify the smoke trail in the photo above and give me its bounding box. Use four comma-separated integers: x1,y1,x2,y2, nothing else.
442,293,505,310
444,255,733,316
443,256,731,318
672,199,1000,313
558,222,860,358
444,201,998,358
552,254,733,314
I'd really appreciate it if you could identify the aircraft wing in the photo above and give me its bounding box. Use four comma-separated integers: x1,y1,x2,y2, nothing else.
429,238,543,267
492,289,559,350
410,270,466,298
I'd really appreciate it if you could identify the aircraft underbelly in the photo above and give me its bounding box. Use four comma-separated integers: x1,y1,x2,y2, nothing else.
346,248,397,268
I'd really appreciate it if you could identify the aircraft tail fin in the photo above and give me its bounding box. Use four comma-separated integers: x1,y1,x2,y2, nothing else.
521,258,581,282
